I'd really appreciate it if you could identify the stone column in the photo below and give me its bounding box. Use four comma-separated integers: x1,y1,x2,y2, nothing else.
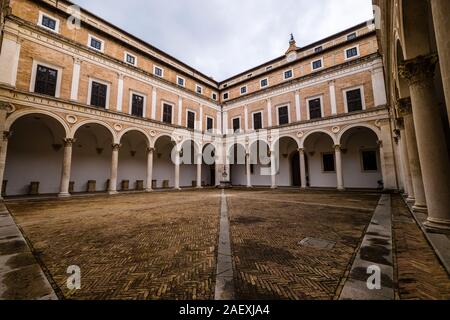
400,55,450,231
397,119,414,200
334,145,344,190
378,119,398,190
58,138,75,198
0,131,11,200
299,148,307,189
371,59,388,107
174,148,181,190
108,144,121,195
246,153,252,188
397,98,427,212
430,0,450,125
146,147,154,192
196,152,202,188
270,150,277,189
70,58,81,101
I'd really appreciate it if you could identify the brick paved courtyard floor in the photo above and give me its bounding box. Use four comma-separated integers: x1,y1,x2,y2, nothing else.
4,189,450,300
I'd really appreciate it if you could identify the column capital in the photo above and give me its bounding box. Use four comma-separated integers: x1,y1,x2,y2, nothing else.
328,79,335,86
297,148,305,153
117,73,125,80
399,54,439,86
63,138,76,146
395,117,405,130
396,97,412,117
2,131,12,141
112,143,122,151
334,144,341,151
147,147,155,153
73,57,82,64
377,140,383,148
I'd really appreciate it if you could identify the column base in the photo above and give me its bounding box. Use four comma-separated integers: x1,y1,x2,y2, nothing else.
424,217,450,234
246,185,253,188
108,190,118,195
406,197,416,204
174,187,181,191
145,188,153,192
58,192,71,198
196,186,203,189
271,186,277,189
337,187,345,191
412,204,428,214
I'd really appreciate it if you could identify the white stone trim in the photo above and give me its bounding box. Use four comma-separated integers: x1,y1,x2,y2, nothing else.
87,34,105,53
30,59,63,98
153,65,164,78
344,45,360,61
276,103,291,126
161,100,174,124
306,95,324,120
37,11,60,33
87,77,111,109
343,85,366,113
176,75,186,87
124,51,137,66
70,58,81,101
129,90,147,118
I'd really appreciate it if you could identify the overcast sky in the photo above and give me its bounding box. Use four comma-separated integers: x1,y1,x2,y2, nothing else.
73,0,373,81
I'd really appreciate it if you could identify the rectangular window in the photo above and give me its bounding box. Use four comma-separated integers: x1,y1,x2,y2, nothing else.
322,153,335,172
223,92,229,100
90,81,108,108
240,86,247,95
362,150,378,171
253,112,262,130
41,15,57,30
125,53,136,66
308,98,322,119
284,70,293,79
278,106,289,125
347,32,357,40
154,66,163,77
196,85,203,94
162,103,172,124
232,118,240,133
177,76,185,87
131,94,144,117
89,36,103,51
346,88,363,112
346,47,359,59
260,78,268,88
314,46,323,53
212,93,217,100
312,59,322,70
34,64,58,97
206,117,214,131
187,111,195,129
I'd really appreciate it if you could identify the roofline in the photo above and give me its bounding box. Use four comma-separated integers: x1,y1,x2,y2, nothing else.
218,20,374,84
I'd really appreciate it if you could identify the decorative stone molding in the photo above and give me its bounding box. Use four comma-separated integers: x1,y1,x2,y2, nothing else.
3,131,12,141
147,147,155,153
399,54,439,87
395,117,404,130
297,131,304,138
0,102,15,113
331,126,340,133
396,97,412,117
63,138,76,146
112,143,122,151
66,115,78,124
113,123,123,131
149,130,157,137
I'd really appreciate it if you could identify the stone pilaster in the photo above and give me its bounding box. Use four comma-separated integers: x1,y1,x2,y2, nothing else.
0,131,11,200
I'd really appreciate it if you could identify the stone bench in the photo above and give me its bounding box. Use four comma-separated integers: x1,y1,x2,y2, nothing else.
29,181,39,195
121,180,129,191
136,180,144,191
87,180,96,193
162,180,169,189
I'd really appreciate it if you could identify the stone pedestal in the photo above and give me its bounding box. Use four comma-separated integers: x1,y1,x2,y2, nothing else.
29,182,39,195
87,180,96,193
121,180,129,191
136,180,144,191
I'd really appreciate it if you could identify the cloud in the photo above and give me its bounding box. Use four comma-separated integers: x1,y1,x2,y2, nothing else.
73,0,373,81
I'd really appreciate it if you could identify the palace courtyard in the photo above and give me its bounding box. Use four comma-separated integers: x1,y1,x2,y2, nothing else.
1,189,449,300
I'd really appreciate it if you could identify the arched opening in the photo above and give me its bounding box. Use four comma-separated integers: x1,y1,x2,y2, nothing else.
202,143,216,187
153,135,175,189
249,140,271,187
117,130,149,191
303,132,336,188
4,114,66,196
179,139,199,187
273,136,299,187
228,143,246,186
71,123,113,193
340,126,382,189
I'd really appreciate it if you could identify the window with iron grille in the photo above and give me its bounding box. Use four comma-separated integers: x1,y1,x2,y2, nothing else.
240,86,247,94
207,117,214,131
162,104,172,124
278,106,289,125
346,47,358,59
212,93,217,100
90,81,107,108
223,92,229,100
312,59,322,70
187,111,195,129
362,150,378,171
126,54,136,65
41,15,56,30
284,70,293,79
260,78,268,88
347,32,357,40
233,118,240,132
34,65,58,97
131,94,144,117
253,112,262,130
322,153,335,172
314,46,323,53
308,98,322,119
154,67,163,77
346,88,363,112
